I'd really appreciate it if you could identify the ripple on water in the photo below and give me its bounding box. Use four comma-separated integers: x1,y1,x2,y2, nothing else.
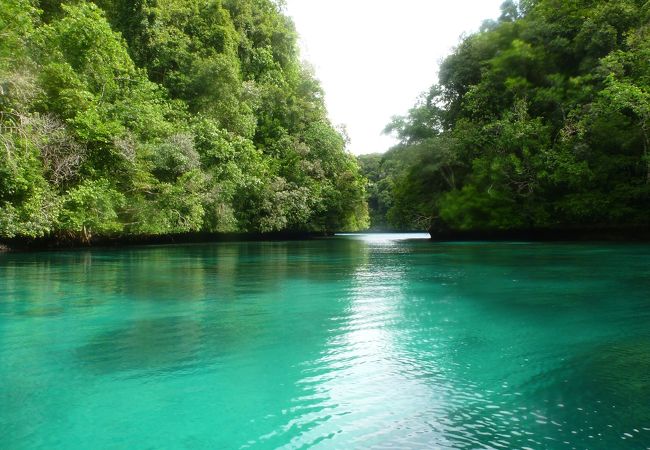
1,238,649,449
75,317,206,375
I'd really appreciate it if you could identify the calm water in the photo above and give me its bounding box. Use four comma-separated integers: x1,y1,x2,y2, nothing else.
1,234,650,449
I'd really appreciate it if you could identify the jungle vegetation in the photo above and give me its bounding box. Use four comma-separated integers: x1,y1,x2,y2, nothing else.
361,0,650,233
0,0,369,242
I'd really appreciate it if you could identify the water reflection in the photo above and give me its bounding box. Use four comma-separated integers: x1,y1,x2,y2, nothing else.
1,237,649,449
271,235,460,449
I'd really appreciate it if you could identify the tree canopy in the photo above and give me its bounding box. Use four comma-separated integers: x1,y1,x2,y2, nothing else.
362,0,650,233
0,0,368,242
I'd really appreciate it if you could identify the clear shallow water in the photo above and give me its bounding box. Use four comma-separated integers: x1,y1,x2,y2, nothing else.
1,234,649,449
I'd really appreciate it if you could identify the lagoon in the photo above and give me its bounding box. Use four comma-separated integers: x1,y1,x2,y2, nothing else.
1,234,649,449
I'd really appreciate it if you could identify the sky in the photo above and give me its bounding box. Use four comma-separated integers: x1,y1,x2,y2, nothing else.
284,0,505,155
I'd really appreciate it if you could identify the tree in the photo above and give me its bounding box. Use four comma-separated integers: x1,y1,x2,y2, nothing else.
372,0,649,232
0,0,369,242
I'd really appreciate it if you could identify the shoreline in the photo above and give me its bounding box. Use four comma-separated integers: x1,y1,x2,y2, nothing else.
0,231,334,253
2,227,649,253
428,227,650,242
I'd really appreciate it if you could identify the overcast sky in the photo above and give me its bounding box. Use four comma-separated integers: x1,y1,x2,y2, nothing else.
284,0,505,155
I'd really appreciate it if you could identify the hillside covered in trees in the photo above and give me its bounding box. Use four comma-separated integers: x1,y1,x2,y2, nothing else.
0,0,368,244
362,0,650,235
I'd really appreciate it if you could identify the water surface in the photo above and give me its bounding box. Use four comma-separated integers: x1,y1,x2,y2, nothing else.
1,234,649,449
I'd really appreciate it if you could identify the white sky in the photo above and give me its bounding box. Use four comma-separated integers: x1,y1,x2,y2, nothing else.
284,0,504,155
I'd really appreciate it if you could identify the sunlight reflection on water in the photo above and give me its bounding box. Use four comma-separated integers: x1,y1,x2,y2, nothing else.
336,232,430,243
1,237,649,449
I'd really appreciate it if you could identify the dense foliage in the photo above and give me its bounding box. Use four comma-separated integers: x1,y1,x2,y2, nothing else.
365,0,650,233
0,0,368,242
357,147,425,231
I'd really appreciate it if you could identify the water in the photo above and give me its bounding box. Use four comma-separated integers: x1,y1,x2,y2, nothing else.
1,234,649,449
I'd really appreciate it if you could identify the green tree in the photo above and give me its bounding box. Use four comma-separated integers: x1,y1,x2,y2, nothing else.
373,0,649,233
0,0,369,243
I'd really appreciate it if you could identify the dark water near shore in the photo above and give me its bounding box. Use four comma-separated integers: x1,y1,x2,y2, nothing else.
1,234,649,449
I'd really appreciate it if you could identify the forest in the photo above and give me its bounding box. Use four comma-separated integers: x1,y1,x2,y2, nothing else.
0,0,369,243
361,0,650,234
3,0,649,243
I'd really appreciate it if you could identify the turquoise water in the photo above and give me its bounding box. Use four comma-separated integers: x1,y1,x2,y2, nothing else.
1,234,649,449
